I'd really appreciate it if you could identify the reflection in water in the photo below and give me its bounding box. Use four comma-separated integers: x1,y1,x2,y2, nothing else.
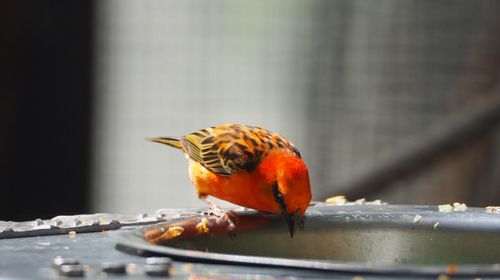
145,212,273,245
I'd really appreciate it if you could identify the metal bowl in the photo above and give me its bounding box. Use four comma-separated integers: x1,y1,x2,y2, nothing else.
111,204,500,277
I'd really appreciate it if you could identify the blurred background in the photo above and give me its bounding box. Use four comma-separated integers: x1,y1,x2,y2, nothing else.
2,1,500,221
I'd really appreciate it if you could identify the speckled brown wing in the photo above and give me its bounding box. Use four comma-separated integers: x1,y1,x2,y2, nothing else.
180,124,300,176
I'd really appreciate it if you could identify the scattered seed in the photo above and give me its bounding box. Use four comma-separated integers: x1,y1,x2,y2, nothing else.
325,195,347,205
165,226,184,240
437,274,450,280
196,217,210,234
486,206,500,213
438,204,453,212
452,202,467,212
413,215,422,223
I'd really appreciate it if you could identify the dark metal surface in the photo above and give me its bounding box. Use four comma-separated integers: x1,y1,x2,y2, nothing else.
112,205,500,277
0,230,140,279
2,204,500,279
0,225,366,279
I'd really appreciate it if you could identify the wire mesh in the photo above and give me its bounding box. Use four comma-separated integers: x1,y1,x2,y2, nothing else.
92,0,500,214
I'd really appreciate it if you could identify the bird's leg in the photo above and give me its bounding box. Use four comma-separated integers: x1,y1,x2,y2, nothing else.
199,195,224,215
199,195,236,231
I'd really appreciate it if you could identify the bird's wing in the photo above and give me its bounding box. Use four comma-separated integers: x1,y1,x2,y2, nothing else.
180,125,264,176
181,124,300,176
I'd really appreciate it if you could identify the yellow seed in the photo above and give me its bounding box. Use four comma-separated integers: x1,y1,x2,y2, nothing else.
196,218,210,234
165,226,184,239
325,195,347,205
438,204,453,212
437,274,450,280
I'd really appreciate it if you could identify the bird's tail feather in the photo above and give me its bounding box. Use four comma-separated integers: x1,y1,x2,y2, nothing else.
146,137,183,149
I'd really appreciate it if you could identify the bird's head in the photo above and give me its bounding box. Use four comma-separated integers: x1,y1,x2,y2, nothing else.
259,150,312,237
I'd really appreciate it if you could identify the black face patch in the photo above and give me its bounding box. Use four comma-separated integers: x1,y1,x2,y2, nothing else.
273,181,287,213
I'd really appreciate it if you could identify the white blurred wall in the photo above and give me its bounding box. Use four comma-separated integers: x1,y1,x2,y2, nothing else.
92,1,315,214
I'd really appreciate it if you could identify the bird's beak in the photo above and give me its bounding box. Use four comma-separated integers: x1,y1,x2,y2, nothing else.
281,209,302,238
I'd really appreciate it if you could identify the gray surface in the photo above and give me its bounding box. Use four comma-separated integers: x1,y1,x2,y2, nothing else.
0,201,484,279
0,209,198,239
0,204,375,279
0,231,142,279
0,228,359,279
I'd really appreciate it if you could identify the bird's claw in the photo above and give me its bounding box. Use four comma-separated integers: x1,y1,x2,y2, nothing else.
215,210,237,231
201,208,238,233
228,229,237,240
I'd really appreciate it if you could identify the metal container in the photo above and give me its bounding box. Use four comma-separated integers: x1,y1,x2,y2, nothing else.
112,204,500,277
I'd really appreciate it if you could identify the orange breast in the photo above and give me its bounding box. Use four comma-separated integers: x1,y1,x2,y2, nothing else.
188,160,280,213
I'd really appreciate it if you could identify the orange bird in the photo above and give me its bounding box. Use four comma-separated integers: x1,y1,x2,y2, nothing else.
147,124,312,237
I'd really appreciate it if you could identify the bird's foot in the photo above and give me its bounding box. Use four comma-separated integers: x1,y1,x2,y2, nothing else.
202,207,237,233
199,196,238,236
215,209,237,231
